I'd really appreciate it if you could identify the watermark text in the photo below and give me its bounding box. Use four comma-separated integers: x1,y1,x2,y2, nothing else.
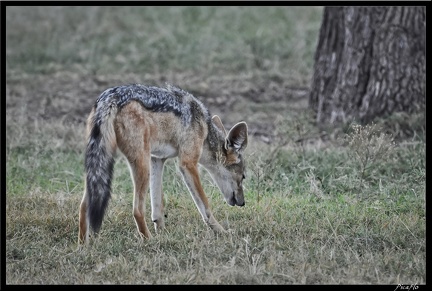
394,284,419,291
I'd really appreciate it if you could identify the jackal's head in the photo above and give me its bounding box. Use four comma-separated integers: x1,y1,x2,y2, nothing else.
203,115,248,207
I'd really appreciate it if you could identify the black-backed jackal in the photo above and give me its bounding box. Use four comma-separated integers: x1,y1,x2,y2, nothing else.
78,84,248,244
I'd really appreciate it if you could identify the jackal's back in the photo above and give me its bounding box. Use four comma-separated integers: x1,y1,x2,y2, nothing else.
96,84,210,126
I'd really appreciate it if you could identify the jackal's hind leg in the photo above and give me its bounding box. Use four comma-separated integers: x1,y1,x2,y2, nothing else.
78,190,89,245
127,153,152,240
150,157,166,233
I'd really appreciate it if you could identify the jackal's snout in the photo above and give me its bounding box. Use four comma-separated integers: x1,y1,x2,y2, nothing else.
235,193,245,206
227,189,245,207
235,196,245,207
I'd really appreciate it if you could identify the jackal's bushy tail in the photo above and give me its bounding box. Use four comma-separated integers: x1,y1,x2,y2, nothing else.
85,89,119,233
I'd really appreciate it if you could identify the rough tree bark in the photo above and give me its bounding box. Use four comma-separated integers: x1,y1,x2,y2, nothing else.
309,6,425,125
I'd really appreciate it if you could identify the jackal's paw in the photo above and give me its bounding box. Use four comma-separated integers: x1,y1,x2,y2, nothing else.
209,223,227,233
226,228,235,235
137,230,153,240
76,243,85,251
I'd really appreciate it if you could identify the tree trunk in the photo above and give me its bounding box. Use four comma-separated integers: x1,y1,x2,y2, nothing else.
309,6,425,125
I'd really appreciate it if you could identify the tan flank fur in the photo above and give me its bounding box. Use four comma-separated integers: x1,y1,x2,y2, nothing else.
78,84,248,245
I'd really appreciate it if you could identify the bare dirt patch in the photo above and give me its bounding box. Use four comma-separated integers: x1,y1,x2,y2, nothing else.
6,71,311,143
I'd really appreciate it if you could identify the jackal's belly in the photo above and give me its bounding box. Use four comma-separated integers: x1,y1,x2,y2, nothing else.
151,143,178,159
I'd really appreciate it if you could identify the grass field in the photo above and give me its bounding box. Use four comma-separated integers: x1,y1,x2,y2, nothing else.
5,6,426,284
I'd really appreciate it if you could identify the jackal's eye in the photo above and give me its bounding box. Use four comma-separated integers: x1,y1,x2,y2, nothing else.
242,174,246,180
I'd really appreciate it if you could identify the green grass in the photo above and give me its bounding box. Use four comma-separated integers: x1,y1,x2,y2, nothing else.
5,6,425,285
5,113,426,284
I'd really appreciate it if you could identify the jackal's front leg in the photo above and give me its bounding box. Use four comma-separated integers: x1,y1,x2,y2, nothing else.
150,157,166,233
179,161,226,233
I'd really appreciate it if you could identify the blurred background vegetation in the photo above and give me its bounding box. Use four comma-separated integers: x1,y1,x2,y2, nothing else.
6,6,322,86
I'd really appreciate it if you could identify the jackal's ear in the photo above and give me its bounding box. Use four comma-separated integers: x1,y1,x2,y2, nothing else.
212,115,227,135
226,122,248,153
